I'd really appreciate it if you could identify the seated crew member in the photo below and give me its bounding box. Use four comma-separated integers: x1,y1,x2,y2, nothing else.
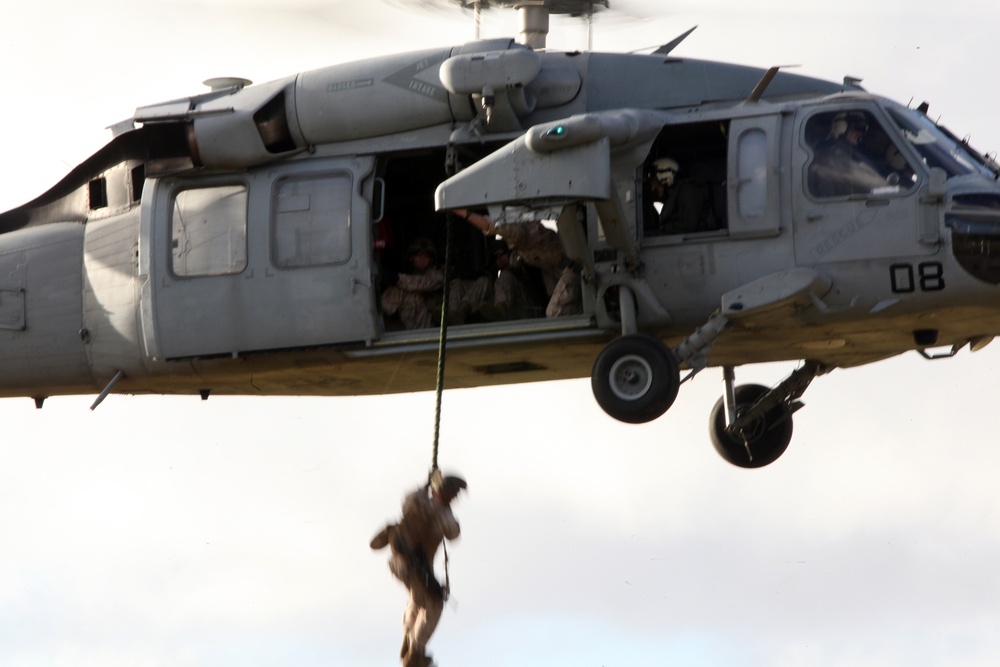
483,243,537,320
643,157,677,233
381,237,444,330
447,243,534,323
453,208,582,318
647,157,712,234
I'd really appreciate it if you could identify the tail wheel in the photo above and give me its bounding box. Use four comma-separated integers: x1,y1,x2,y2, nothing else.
709,383,793,468
591,334,680,424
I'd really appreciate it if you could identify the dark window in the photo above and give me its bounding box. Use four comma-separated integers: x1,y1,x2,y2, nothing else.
131,164,146,202
89,178,108,210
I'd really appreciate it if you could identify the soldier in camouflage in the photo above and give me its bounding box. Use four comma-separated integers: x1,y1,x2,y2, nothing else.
381,238,445,330
454,208,582,318
371,472,467,667
447,243,535,323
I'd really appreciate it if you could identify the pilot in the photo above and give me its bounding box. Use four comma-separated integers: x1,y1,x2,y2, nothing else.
808,111,887,197
453,208,582,318
883,143,916,188
381,237,444,330
370,471,466,667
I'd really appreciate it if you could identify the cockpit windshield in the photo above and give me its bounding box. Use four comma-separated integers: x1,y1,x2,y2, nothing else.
887,105,996,179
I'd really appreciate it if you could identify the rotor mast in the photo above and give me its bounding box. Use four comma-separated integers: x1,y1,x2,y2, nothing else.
456,0,610,49
517,1,551,49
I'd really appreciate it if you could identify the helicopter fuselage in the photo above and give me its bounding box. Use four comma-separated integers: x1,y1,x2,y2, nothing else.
2,39,999,418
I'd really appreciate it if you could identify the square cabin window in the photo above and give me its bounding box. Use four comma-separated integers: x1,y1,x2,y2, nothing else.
171,184,248,277
272,173,352,268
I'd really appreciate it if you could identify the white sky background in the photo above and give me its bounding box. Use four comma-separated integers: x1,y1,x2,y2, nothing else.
1,1,1000,666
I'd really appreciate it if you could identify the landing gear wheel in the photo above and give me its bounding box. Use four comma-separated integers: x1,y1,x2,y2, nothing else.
591,334,680,424
709,383,793,468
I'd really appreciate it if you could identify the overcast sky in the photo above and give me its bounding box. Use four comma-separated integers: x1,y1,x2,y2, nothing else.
1,1,1000,666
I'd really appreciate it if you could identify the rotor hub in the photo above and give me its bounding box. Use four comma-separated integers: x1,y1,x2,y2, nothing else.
456,1,609,14
494,1,609,14
453,0,610,48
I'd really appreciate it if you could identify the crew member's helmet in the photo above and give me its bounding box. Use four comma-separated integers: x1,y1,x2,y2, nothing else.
652,158,679,186
829,111,869,139
407,237,437,260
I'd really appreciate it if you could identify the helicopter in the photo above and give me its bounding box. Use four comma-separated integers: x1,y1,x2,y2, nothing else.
2,0,999,468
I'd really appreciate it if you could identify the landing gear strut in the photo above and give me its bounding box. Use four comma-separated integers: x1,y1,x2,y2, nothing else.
709,361,825,468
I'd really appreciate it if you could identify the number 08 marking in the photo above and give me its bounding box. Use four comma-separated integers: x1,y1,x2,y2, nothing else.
890,262,945,293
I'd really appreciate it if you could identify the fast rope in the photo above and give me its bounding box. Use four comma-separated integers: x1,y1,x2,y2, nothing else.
430,212,457,598
429,210,455,481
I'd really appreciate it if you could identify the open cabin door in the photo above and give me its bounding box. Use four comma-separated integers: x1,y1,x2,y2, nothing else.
140,157,377,360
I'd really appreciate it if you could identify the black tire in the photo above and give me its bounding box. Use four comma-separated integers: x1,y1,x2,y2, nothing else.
709,383,793,468
591,334,680,424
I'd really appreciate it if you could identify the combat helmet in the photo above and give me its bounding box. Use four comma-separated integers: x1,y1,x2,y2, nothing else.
430,469,467,498
407,237,437,260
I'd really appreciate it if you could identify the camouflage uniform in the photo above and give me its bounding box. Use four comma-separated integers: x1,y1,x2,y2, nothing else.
492,258,535,319
382,267,445,330
485,219,582,318
371,476,465,667
447,275,493,321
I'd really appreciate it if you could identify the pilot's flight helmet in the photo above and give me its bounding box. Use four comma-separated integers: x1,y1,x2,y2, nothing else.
652,157,679,186
829,111,869,139
407,237,437,260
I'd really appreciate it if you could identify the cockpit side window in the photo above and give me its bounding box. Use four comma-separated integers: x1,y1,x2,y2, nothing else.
805,109,916,199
